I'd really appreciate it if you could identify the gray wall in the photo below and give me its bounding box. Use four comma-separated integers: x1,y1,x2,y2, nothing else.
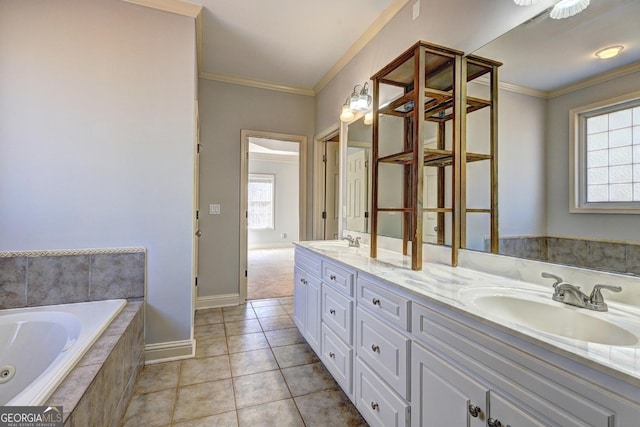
248,158,300,247
198,79,314,298
0,0,197,346
546,69,640,242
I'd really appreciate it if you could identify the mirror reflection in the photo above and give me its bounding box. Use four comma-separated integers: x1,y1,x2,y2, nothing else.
467,0,640,275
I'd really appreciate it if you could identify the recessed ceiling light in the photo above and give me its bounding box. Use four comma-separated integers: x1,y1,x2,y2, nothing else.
595,45,624,59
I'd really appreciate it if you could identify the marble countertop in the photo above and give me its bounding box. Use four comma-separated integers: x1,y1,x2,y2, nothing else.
295,240,640,388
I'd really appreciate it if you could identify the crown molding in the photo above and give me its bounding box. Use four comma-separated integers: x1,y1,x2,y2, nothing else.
472,75,548,99
199,71,315,96
313,0,410,94
120,0,202,17
548,61,640,99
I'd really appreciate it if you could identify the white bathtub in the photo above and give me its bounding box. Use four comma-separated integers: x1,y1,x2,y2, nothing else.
0,299,126,406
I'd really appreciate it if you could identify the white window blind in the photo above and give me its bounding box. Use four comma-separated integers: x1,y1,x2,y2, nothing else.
248,174,275,229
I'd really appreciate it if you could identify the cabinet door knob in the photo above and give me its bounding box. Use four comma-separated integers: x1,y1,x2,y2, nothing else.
468,404,481,418
372,298,381,306
371,344,380,353
330,274,337,281
371,402,379,411
487,418,502,427
328,352,335,358
329,308,336,315
299,278,304,283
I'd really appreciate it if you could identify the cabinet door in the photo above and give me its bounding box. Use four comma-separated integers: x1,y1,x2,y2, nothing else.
412,342,487,427
488,391,548,427
304,275,322,354
293,267,306,332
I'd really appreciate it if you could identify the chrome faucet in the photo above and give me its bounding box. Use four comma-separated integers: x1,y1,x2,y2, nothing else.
342,235,361,248
541,272,622,312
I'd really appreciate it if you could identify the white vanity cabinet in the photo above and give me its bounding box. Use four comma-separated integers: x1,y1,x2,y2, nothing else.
354,273,411,427
293,250,322,354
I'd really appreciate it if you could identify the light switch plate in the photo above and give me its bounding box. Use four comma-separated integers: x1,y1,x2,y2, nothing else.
209,204,221,215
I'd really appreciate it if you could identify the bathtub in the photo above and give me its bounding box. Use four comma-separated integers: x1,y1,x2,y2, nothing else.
0,299,126,406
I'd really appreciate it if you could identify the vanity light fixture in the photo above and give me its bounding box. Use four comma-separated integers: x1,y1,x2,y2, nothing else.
364,111,373,125
550,0,589,19
340,97,355,122
595,45,624,59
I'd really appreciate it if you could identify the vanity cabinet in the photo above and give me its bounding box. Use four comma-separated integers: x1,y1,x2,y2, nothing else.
293,250,322,354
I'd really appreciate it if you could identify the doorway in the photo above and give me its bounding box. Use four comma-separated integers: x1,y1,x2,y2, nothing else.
240,130,307,302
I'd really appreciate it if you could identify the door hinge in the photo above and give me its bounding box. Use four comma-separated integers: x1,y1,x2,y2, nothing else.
322,155,327,163
245,210,248,219
195,277,198,287
365,160,369,168
322,211,327,219
197,143,202,153
196,210,199,220
245,270,248,278
364,211,369,219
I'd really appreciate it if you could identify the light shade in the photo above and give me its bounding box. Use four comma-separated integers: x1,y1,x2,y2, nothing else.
340,104,355,122
550,0,589,19
595,45,624,59
513,0,539,5
364,111,373,126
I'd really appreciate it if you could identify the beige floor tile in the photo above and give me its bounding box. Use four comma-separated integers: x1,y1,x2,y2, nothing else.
272,343,319,368
195,337,228,358
237,399,304,426
280,303,294,315
258,315,295,331
194,323,225,340
222,305,256,322
294,388,368,426
133,361,180,395
227,332,269,354
253,305,288,318
277,297,294,305
180,355,231,386
173,379,235,423
232,370,291,409
229,348,278,377
194,308,223,326
281,362,339,397
264,328,305,348
121,388,175,427
224,319,263,336
250,298,280,308
172,410,238,427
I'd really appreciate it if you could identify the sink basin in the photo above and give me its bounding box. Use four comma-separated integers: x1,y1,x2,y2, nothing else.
460,288,639,346
307,240,359,252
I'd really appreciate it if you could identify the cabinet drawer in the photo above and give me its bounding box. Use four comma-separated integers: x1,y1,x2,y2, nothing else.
295,247,322,277
321,324,353,396
322,260,354,296
357,275,410,331
322,284,353,345
356,307,410,399
355,358,410,427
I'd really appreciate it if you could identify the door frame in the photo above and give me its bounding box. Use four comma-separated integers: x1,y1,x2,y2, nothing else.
239,129,307,303
312,124,340,240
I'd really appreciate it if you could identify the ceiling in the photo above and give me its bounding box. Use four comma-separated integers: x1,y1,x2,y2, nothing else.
197,0,402,95
474,0,640,95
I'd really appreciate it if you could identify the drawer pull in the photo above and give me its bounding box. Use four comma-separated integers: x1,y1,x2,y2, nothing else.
371,344,380,353
299,278,304,283
329,308,336,315
371,402,379,411
468,404,481,418
487,418,503,427
330,274,337,281
372,298,381,306
329,352,335,358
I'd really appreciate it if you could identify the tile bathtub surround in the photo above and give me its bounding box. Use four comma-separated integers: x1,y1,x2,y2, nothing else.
46,301,144,427
0,248,145,309
122,297,368,427
495,236,640,276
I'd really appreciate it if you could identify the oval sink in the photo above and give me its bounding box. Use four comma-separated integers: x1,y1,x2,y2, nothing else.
460,288,638,346
307,240,361,252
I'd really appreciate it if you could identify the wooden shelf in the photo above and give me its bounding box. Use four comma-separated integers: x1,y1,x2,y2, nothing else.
379,90,490,123
378,148,491,167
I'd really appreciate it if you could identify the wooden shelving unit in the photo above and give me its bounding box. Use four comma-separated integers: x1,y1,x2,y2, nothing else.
369,41,501,270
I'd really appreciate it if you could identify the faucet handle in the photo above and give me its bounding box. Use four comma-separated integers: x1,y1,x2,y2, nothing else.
541,272,564,288
589,284,622,305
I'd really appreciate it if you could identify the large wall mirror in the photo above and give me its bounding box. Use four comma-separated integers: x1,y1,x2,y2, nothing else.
465,0,640,275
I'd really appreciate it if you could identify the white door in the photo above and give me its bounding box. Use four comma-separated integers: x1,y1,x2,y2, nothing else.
423,139,438,243
347,149,369,233
325,141,340,239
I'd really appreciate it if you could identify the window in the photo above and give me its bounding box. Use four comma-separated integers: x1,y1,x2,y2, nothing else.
248,174,275,229
571,92,640,213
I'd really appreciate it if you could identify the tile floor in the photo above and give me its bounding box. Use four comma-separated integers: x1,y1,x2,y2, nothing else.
121,297,367,426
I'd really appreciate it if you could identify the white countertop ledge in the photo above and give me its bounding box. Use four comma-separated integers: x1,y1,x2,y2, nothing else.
295,241,640,388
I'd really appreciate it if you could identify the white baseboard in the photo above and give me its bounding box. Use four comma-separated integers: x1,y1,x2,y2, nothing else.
196,293,240,310
248,242,294,250
144,339,195,364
